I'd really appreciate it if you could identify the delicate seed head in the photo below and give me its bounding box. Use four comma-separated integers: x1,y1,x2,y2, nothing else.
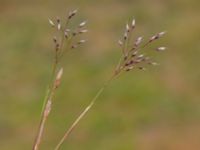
79,21,87,27
149,62,159,66
156,47,166,51
79,29,88,34
158,31,166,37
68,9,78,19
131,51,138,57
126,23,130,32
126,66,134,71
149,31,166,42
117,19,165,74
134,36,143,46
149,35,157,41
124,32,128,40
131,19,136,28
64,29,69,33
48,18,55,27
72,9,78,15
78,39,86,44
137,54,144,58
57,23,61,30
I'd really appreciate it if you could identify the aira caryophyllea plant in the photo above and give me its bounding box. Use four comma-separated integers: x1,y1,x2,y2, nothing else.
32,9,88,150
32,9,166,150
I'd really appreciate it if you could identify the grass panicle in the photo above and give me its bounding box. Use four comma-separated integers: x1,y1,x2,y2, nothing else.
54,18,166,150
32,9,87,150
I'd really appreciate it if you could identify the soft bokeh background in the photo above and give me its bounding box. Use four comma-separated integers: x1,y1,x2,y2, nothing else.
0,0,200,149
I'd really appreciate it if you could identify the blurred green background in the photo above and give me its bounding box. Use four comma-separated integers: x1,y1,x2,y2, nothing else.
0,0,200,149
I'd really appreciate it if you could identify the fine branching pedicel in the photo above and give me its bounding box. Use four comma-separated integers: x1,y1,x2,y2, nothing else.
54,18,166,149
32,9,87,150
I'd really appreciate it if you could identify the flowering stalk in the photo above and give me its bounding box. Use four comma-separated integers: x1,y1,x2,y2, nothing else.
54,19,166,150
32,9,87,150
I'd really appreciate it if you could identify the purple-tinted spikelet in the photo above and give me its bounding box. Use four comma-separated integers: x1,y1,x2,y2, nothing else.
115,19,166,74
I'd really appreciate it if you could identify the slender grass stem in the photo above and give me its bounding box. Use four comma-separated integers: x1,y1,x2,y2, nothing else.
32,61,58,150
32,33,62,150
115,55,123,74
32,108,48,150
54,74,117,150
32,10,88,150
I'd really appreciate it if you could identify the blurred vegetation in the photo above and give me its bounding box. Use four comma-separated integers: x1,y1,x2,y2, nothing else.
0,0,200,149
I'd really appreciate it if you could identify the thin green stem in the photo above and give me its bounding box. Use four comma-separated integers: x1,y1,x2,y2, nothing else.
32,25,65,150
32,60,58,150
54,74,116,150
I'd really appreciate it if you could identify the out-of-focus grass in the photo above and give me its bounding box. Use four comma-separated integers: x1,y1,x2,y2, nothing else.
0,0,200,149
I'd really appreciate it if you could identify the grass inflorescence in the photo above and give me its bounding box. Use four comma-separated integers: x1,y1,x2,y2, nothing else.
32,9,87,150
32,9,166,150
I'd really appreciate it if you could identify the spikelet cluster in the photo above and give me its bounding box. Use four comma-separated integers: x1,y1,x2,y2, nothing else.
48,9,88,60
115,19,166,74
